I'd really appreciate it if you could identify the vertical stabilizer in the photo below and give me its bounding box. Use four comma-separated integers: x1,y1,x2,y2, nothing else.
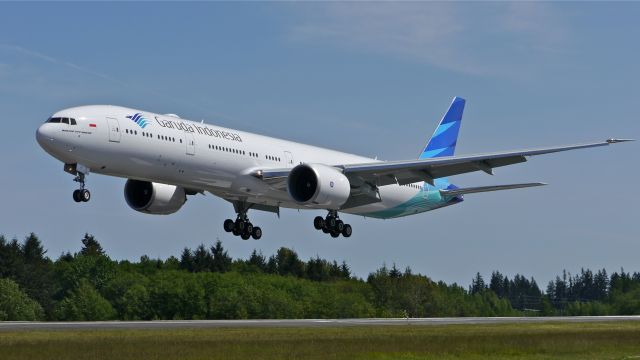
419,97,465,159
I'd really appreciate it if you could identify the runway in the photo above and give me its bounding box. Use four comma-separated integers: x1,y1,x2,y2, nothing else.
1,316,640,330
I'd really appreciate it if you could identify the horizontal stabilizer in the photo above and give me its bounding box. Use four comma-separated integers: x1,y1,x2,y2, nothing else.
439,182,546,197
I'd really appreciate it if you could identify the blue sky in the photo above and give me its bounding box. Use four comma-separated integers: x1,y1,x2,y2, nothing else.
1,2,638,286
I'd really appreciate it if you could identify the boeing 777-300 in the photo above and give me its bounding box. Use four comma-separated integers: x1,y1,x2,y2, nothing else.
36,97,632,239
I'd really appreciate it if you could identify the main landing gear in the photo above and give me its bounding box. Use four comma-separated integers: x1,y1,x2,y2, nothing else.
223,212,262,240
72,172,91,203
314,210,352,238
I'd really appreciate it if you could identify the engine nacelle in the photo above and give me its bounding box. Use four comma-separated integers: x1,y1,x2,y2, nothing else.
124,179,186,215
287,163,350,209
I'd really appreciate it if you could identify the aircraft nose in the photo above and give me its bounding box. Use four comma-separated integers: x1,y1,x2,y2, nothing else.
36,123,55,149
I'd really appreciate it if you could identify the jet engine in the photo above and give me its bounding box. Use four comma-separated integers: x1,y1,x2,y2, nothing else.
287,163,350,209
124,179,186,215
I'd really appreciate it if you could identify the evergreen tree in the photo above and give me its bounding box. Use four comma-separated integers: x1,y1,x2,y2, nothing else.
266,255,278,274
0,237,23,279
210,240,232,272
22,233,47,263
19,233,54,317
275,247,304,277
489,271,505,297
80,233,105,257
248,250,267,272
340,261,352,279
179,248,193,272
193,244,212,272
470,272,486,294
389,263,402,279
306,256,329,282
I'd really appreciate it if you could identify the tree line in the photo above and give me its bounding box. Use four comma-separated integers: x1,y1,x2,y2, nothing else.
0,233,638,321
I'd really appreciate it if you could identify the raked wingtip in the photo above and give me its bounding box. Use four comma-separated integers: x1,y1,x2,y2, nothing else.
606,138,635,144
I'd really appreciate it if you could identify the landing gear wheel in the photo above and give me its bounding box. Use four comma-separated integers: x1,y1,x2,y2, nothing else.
251,227,262,240
72,189,81,202
322,227,329,234
80,189,91,202
330,231,340,238
336,220,344,232
313,216,325,230
223,219,235,232
228,204,263,239
342,224,352,238
236,219,245,232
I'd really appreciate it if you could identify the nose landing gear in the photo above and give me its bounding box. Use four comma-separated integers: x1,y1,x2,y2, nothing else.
314,210,352,238
71,171,91,203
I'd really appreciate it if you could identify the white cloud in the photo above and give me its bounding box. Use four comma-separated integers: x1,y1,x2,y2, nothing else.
289,2,571,78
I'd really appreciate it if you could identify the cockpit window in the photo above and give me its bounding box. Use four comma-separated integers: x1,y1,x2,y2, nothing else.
46,117,77,125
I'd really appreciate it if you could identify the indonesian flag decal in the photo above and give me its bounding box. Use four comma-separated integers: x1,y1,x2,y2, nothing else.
89,123,97,127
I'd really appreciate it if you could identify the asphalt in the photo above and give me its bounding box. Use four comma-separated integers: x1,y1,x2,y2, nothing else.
1,316,640,330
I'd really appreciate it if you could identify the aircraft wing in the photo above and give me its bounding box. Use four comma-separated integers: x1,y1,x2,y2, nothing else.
337,139,632,186
254,139,631,190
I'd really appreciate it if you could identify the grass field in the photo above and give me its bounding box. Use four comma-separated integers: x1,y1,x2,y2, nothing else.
1,322,640,359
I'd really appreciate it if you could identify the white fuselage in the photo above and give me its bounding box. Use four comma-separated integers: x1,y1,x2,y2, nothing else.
36,105,448,218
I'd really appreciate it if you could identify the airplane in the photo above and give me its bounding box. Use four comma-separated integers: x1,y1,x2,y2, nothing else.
36,97,632,240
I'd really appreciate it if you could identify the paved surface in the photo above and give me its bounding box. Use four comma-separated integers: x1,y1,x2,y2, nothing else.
1,316,640,330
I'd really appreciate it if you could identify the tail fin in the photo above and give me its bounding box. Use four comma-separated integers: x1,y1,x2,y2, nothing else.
419,97,465,159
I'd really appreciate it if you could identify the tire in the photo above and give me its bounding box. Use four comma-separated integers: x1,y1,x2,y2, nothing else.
342,224,352,238
236,220,245,232
241,233,250,240
330,231,340,238
336,220,344,232
223,219,234,232
72,190,81,203
322,227,329,234
246,223,253,234
232,228,240,236
313,216,324,230
328,217,336,229
80,189,91,202
252,227,262,240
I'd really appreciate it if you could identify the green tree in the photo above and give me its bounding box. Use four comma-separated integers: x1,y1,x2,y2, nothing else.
0,278,44,320
248,250,267,272
19,233,55,316
210,240,232,272
80,233,105,257
0,237,24,279
179,248,194,272
54,280,115,320
275,247,304,277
